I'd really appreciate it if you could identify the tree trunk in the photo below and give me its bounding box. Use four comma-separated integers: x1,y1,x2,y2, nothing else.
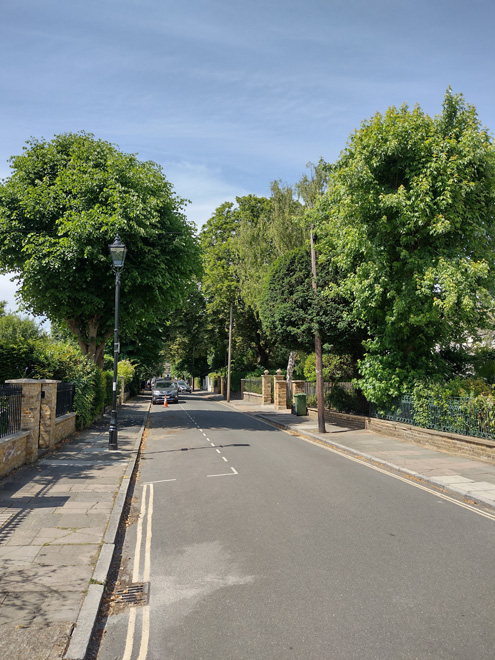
286,350,297,396
66,316,110,368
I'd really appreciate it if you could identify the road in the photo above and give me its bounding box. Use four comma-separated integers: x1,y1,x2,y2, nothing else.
92,394,495,659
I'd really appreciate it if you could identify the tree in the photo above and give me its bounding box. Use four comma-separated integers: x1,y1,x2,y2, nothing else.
303,352,354,386
200,198,273,368
0,312,45,345
315,90,495,404
161,284,210,379
0,132,200,367
259,246,366,358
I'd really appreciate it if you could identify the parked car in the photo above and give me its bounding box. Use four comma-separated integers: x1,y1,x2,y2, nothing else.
177,379,192,393
151,379,179,405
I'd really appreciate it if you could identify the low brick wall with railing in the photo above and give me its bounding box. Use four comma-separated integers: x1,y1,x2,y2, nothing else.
0,379,77,479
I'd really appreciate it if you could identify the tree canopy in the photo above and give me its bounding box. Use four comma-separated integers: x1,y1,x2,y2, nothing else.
259,246,367,358
0,132,200,366
200,196,274,368
315,89,495,404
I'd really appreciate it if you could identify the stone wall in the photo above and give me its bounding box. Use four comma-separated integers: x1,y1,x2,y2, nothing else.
366,416,495,463
54,413,77,445
243,391,263,404
0,431,30,477
308,407,495,464
1,379,78,480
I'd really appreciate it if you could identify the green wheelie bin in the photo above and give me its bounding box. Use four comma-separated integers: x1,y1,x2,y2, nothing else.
294,392,307,416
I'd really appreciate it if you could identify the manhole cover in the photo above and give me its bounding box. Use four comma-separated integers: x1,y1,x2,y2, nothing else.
111,582,149,606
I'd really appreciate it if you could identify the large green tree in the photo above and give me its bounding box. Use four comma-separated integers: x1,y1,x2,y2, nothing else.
315,90,495,404
259,246,366,359
0,132,200,366
161,283,210,379
200,197,274,368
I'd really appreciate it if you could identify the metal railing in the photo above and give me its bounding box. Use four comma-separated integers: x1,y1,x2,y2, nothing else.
244,378,262,395
369,395,495,440
56,382,75,418
0,384,22,439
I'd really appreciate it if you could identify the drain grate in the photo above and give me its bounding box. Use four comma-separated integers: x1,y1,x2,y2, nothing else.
111,582,149,606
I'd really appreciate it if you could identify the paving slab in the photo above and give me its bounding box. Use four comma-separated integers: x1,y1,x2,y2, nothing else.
0,395,149,660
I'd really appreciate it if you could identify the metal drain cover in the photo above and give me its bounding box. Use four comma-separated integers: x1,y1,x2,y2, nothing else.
111,582,149,606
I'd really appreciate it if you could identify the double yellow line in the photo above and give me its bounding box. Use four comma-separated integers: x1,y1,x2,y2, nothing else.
123,482,154,660
301,433,495,522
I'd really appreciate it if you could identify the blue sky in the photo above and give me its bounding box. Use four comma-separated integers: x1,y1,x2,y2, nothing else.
1,0,494,312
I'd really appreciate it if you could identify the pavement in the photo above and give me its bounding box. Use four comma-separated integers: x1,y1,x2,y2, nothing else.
0,395,149,660
2,391,495,660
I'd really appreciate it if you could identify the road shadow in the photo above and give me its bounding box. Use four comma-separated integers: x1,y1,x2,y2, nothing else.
149,405,281,433
141,443,250,456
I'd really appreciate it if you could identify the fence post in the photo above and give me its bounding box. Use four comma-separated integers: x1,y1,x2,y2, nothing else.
273,370,286,410
262,371,272,405
40,380,60,451
240,379,245,400
5,379,42,463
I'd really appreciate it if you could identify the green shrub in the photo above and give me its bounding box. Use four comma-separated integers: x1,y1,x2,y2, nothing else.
328,385,367,414
306,394,317,408
103,370,122,407
0,342,38,382
128,373,142,397
412,378,495,433
304,353,354,384
92,368,106,418
29,341,106,430
118,359,136,388
1,335,128,429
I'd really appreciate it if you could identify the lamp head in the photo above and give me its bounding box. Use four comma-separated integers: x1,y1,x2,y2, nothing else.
109,234,127,270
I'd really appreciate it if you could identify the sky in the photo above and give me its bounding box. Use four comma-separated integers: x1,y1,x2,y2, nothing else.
1,0,495,313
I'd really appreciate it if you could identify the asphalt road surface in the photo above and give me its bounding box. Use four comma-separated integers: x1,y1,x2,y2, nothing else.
93,394,495,660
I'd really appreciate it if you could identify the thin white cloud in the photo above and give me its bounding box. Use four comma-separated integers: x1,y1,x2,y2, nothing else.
164,162,252,229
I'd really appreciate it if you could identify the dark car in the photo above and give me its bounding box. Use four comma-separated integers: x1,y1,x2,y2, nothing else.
151,379,179,405
177,379,192,393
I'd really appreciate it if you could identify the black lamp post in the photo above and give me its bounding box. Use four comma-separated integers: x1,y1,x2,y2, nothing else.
108,234,127,450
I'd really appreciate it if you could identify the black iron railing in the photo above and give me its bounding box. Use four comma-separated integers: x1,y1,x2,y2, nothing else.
369,395,495,440
0,384,22,439
56,382,75,418
244,378,262,395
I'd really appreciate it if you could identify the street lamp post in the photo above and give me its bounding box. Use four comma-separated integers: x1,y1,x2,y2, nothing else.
108,234,127,450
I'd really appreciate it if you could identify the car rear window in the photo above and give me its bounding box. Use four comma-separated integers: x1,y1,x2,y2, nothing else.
155,380,175,388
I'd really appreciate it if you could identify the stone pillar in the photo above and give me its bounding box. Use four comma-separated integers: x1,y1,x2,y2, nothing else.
40,380,60,450
6,379,42,463
292,380,306,396
262,370,272,405
240,379,245,399
273,370,287,410
274,380,287,410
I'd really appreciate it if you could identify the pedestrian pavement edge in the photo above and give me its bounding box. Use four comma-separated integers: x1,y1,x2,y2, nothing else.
64,403,150,660
215,397,495,514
